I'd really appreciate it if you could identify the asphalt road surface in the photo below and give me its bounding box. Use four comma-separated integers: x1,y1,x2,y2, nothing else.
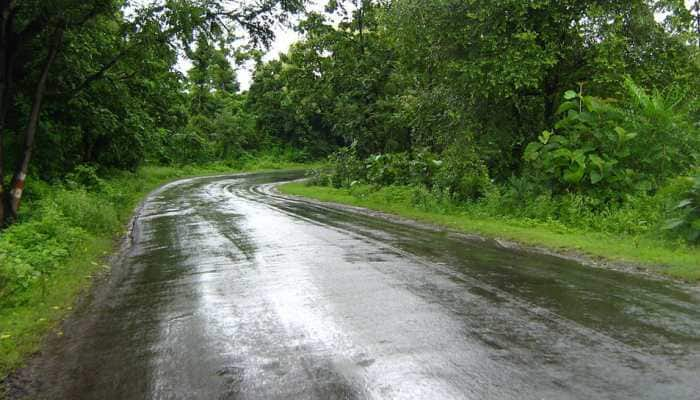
13,171,700,399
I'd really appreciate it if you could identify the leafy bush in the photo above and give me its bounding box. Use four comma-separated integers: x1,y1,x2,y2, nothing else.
664,173,700,243
485,176,556,220
407,148,442,187
461,173,696,238
0,201,86,306
524,91,633,195
524,79,699,198
0,168,135,306
365,152,412,186
52,189,120,234
409,185,455,214
327,142,364,188
433,139,491,201
65,164,105,191
305,167,332,186
322,140,488,202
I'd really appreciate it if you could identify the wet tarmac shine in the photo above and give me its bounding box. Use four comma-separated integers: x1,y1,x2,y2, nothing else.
14,172,700,399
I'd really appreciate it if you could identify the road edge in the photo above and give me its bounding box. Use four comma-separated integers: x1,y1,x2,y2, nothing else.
272,181,698,287
0,169,304,399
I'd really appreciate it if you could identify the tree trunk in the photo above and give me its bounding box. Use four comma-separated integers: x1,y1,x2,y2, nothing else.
7,25,63,220
0,97,4,224
0,42,6,224
696,1,700,48
0,0,17,225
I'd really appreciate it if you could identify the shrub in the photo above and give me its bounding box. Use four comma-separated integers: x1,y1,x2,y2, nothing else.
494,176,556,219
0,201,86,306
305,167,332,186
365,152,412,186
65,164,105,191
664,173,700,243
524,79,699,198
327,142,364,188
321,139,490,201
410,185,454,213
434,139,491,201
408,148,442,187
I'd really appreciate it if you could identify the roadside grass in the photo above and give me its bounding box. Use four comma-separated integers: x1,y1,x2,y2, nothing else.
0,238,112,382
0,160,315,386
278,182,700,282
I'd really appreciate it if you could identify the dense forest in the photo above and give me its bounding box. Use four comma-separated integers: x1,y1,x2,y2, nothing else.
255,1,700,245
0,0,309,222
1,0,700,365
2,0,700,223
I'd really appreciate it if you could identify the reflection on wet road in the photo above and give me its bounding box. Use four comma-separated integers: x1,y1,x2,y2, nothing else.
19,171,700,399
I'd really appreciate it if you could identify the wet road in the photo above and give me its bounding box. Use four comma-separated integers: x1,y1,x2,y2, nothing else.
16,171,700,399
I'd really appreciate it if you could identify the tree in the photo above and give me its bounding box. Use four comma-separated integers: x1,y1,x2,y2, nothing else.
381,0,699,178
0,0,117,223
248,4,400,157
693,0,700,46
0,0,305,224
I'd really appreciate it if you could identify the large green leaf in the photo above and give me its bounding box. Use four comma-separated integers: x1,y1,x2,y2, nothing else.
549,135,570,145
588,154,604,170
556,101,577,115
523,142,543,161
563,164,585,184
571,150,586,166
550,148,572,160
538,130,553,144
662,218,685,230
590,171,603,184
675,199,693,210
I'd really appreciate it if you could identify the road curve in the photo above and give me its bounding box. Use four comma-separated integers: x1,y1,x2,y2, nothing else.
11,171,700,399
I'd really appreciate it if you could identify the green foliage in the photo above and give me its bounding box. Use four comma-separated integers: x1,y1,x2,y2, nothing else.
321,139,490,202
326,143,365,188
433,140,491,201
247,8,402,157
0,200,86,306
523,92,632,194
524,80,699,198
365,153,412,186
664,173,700,243
0,166,130,306
65,165,105,190
52,189,120,235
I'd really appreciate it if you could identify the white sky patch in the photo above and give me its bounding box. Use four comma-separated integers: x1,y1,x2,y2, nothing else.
174,0,332,91
124,0,328,90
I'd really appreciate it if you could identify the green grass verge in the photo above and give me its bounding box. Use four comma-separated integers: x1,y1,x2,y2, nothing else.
0,238,112,383
278,182,700,282
0,161,314,386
